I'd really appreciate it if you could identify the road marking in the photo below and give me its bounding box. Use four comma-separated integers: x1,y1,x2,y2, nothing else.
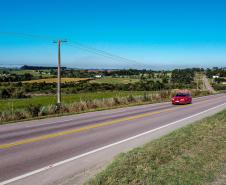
0,109,169,149
23,100,174,128
0,98,217,149
1,102,226,185
0,96,222,149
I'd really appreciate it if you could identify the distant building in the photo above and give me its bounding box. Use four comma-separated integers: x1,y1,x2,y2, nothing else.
212,75,219,79
95,75,102,78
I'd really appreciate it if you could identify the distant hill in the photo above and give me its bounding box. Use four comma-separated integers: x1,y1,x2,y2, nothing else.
20,65,67,70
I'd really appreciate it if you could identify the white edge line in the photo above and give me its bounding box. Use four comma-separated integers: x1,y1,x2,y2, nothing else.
1,102,226,185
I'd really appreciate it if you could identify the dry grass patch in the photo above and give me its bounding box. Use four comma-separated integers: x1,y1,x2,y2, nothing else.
23,78,89,84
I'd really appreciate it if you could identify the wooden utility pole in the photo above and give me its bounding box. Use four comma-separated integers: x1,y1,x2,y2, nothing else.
54,39,67,106
57,40,61,105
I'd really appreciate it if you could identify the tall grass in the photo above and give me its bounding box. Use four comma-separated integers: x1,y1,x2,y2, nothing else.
0,91,144,112
0,90,211,124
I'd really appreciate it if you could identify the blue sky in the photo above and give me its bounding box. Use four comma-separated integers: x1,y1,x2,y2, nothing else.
0,0,225,69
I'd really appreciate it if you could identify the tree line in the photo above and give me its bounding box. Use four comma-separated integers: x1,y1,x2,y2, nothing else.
0,67,205,99
0,72,34,82
206,67,226,78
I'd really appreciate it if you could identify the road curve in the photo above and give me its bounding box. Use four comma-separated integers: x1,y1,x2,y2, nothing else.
0,93,226,185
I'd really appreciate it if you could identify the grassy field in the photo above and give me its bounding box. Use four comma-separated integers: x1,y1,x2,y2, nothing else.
23,77,89,84
90,77,139,84
86,110,226,185
0,91,144,112
8,69,53,78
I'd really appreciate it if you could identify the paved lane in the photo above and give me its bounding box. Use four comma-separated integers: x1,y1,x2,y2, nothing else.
0,94,226,185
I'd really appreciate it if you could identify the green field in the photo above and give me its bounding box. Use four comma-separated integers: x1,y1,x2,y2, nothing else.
23,78,89,84
90,77,139,84
0,91,144,112
86,109,226,185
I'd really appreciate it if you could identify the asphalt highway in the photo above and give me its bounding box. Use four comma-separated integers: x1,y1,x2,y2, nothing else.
1,93,226,185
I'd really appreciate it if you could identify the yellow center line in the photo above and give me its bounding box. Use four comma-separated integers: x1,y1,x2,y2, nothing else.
0,99,210,150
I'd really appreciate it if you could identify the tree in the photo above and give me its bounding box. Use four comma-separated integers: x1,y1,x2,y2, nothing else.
1,89,11,99
171,69,194,84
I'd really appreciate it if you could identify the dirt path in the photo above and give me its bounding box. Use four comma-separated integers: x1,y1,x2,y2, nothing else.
203,75,216,93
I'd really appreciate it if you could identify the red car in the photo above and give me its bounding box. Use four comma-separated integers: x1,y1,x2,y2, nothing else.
172,93,192,105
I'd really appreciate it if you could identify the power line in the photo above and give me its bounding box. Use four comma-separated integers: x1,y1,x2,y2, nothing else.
70,42,141,64
0,31,148,68
67,42,146,68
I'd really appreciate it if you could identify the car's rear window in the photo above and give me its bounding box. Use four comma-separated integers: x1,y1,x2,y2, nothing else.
175,93,190,97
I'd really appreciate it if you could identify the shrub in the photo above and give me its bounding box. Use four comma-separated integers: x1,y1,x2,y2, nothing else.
142,93,150,101
113,97,120,105
0,88,11,99
0,111,11,122
12,89,28,99
213,84,226,91
60,105,70,113
26,104,42,117
14,111,27,120
127,94,135,103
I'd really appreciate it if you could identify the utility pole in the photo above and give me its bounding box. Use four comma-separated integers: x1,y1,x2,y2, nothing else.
53,39,67,106
197,75,199,90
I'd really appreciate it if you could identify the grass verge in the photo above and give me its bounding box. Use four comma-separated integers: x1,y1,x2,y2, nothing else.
0,90,211,124
0,91,144,112
86,109,226,185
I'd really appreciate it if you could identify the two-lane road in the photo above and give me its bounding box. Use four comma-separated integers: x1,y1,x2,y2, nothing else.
1,94,226,185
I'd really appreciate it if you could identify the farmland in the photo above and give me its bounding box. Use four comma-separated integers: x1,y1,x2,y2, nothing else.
23,77,89,84
90,77,139,84
0,91,144,112
23,77,137,84
0,67,216,123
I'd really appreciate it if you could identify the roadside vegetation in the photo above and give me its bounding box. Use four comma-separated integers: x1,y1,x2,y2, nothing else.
0,91,144,112
0,66,219,123
86,109,226,185
206,67,226,91
0,90,210,124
